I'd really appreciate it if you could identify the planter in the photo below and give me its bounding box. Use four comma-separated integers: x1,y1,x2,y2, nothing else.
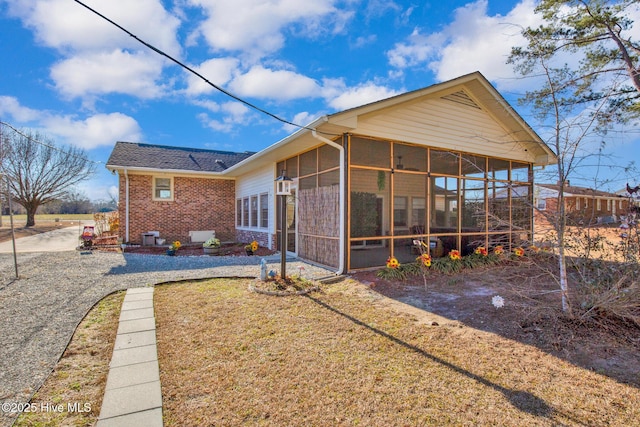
203,247,220,255
166,249,176,256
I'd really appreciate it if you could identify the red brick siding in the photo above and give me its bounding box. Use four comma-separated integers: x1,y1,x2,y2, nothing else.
119,174,236,244
236,229,270,248
534,196,631,226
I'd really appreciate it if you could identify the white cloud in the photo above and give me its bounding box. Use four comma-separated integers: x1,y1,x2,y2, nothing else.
229,66,320,101
6,0,181,103
6,0,181,55
386,0,542,90
50,50,167,100
185,57,240,96
282,111,321,133
387,28,441,69
197,101,252,133
43,113,142,150
0,96,141,150
0,96,41,122
328,82,400,111
185,0,343,58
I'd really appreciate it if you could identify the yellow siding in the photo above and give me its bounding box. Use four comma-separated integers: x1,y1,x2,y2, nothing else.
354,96,535,162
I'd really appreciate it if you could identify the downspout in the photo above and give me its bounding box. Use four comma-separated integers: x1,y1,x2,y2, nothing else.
311,129,345,275
124,168,130,243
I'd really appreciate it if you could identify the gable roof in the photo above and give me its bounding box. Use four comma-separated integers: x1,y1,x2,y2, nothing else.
226,71,557,176
106,142,255,174
105,72,557,178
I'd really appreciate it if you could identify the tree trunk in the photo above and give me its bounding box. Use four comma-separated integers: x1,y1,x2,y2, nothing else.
557,242,572,314
25,206,37,227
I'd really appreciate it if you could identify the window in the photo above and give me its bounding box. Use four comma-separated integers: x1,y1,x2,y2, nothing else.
412,197,425,227
243,198,249,227
238,193,269,229
153,177,173,200
250,196,258,227
596,198,601,211
576,198,581,211
260,193,268,228
394,196,408,227
536,198,547,210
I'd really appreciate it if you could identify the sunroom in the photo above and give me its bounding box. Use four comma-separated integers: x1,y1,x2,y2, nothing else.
347,135,533,269
230,72,556,273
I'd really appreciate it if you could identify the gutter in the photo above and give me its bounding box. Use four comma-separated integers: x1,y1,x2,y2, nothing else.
124,168,130,243
311,128,345,276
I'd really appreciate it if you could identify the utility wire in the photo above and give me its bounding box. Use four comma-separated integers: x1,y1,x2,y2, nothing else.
72,0,336,136
0,121,103,165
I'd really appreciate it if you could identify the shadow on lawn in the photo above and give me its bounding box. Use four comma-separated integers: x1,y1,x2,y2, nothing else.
304,294,585,423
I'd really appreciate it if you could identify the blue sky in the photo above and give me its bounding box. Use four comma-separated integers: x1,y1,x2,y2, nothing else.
1,0,639,201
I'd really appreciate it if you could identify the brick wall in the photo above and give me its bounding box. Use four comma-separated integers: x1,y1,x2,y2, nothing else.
533,196,631,226
235,229,270,248
118,174,236,244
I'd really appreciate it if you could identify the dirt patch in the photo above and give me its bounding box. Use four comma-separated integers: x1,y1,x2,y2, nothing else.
352,260,640,388
0,224,62,243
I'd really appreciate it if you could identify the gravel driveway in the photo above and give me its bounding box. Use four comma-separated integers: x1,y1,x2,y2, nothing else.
0,250,334,427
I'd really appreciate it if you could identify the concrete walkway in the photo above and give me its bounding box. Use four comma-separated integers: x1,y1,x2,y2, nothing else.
97,287,163,426
0,222,92,253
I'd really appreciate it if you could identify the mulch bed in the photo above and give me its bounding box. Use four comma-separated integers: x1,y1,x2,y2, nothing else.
120,243,276,257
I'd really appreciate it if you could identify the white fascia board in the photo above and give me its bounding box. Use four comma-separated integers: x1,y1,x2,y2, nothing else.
105,165,233,179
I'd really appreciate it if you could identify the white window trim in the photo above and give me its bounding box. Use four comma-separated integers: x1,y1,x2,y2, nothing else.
259,193,269,229
238,193,271,230
153,176,174,201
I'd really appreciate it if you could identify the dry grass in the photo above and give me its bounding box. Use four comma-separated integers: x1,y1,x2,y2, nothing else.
155,278,640,426
14,291,124,427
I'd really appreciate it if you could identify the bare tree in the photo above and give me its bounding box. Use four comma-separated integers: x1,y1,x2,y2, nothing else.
1,128,95,227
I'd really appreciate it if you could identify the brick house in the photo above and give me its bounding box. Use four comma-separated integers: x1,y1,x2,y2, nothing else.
106,143,254,245
107,72,557,273
534,182,631,225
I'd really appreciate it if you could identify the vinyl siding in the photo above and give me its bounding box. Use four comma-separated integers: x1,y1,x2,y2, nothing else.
354,96,535,163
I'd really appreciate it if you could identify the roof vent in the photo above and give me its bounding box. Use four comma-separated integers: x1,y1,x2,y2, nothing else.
215,159,228,170
441,90,481,109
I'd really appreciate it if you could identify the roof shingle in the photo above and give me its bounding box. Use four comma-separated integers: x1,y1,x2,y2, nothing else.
106,142,255,173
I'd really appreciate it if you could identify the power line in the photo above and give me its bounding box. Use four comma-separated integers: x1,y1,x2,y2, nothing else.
0,121,102,165
72,0,336,137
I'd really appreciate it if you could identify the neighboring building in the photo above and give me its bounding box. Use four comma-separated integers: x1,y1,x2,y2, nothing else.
534,182,632,225
107,71,556,272
615,187,640,208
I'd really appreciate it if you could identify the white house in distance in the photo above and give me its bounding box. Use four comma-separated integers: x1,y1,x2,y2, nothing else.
107,71,557,273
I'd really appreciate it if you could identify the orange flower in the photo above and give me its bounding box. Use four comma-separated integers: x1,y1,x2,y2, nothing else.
449,250,461,261
494,245,504,255
529,245,540,253
514,247,525,257
417,253,432,267
386,256,400,269
250,241,259,252
474,246,487,256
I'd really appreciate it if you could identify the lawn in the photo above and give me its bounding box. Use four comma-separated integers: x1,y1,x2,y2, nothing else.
155,278,640,426
13,291,124,427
